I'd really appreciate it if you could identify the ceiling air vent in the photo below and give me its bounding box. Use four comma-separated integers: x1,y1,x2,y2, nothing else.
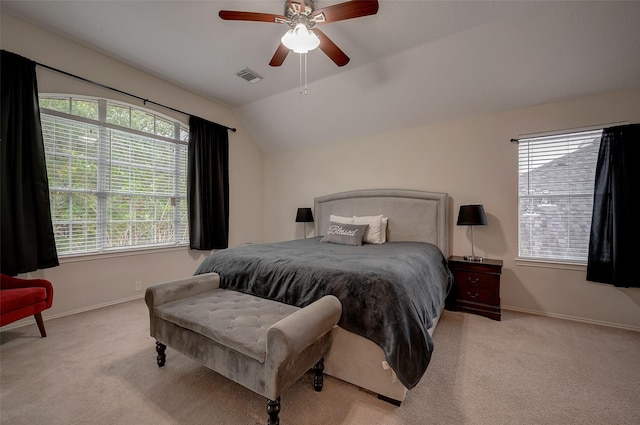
236,68,263,84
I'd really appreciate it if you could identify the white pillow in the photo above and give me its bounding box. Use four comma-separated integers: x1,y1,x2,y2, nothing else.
353,215,384,244
330,214,354,224
381,217,388,243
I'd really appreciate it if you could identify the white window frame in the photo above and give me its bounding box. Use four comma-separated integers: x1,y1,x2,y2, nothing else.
40,95,189,257
516,128,602,267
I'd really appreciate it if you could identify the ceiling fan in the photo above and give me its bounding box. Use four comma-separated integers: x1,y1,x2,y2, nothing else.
219,0,379,67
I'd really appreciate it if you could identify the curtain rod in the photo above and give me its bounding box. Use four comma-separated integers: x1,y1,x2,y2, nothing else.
510,121,628,143
35,61,237,133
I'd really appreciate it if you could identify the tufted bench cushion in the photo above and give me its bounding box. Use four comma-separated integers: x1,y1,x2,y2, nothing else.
155,289,300,363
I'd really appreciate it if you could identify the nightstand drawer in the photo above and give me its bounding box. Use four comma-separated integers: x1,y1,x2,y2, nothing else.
455,282,496,305
453,271,497,291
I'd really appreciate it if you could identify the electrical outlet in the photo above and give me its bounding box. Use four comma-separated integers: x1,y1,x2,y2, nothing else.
134,280,142,292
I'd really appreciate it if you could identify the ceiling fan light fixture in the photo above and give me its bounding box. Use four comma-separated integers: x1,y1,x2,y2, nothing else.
281,23,320,53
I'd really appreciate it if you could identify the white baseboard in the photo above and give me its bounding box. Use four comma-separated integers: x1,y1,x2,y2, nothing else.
0,294,145,332
502,305,640,332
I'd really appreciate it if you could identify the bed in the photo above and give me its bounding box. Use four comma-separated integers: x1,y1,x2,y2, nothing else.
194,189,453,404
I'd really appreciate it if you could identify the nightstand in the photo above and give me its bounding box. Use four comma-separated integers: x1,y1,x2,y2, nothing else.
446,256,503,321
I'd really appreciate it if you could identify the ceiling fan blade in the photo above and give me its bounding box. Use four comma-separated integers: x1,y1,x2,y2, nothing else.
287,1,304,15
313,28,350,67
269,43,291,67
312,0,379,23
219,10,286,23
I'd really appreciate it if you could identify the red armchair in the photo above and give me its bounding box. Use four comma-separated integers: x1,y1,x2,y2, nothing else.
0,273,54,337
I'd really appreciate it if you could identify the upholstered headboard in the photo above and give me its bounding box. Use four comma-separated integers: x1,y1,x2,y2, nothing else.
314,189,449,256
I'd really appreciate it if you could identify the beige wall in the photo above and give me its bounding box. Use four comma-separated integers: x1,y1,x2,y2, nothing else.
1,13,263,321
3,12,639,332
263,89,640,330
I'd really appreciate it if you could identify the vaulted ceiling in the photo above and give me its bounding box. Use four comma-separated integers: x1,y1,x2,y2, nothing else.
3,1,640,153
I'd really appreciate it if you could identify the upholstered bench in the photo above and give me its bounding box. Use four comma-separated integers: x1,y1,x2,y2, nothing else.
145,272,341,425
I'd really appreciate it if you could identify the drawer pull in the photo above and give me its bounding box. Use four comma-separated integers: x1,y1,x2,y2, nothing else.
467,277,480,284
467,291,479,299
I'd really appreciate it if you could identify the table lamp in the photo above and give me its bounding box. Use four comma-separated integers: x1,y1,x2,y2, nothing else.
295,207,314,239
457,204,487,262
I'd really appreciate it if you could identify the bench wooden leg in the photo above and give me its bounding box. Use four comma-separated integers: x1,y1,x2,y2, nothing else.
34,313,47,337
267,396,280,425
156,341,166,367
313,357,324,392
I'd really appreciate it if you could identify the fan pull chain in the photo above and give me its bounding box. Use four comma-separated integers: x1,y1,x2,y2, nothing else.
299,53,308,97
305,52,308,95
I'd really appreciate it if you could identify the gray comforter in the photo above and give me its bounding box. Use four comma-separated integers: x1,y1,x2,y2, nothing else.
194,237,453,389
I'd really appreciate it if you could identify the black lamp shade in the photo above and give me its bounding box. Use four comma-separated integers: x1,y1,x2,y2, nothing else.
457,205,487,226
295,208,314,223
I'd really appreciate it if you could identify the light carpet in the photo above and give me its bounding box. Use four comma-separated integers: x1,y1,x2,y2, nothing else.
1,299,638,425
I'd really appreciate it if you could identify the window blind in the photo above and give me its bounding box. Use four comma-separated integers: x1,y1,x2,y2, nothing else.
41,97,188,256
517,129,602,262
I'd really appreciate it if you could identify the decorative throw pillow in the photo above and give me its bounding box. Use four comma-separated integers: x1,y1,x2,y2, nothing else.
353,215,384,244
329,214,354,224
321,222,369,246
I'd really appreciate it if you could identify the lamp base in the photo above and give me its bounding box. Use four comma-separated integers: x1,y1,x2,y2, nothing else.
463,255,484,262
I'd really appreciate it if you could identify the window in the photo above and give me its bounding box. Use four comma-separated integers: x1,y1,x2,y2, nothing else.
40,96,189,256
518,129,602,263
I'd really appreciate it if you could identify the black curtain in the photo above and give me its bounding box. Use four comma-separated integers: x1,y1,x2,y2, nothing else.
1,50,59,275
586,123,640,288
187,115,229,250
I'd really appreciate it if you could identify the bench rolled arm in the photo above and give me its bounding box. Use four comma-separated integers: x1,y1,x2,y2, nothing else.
267,295,342,363
145,273,220,310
